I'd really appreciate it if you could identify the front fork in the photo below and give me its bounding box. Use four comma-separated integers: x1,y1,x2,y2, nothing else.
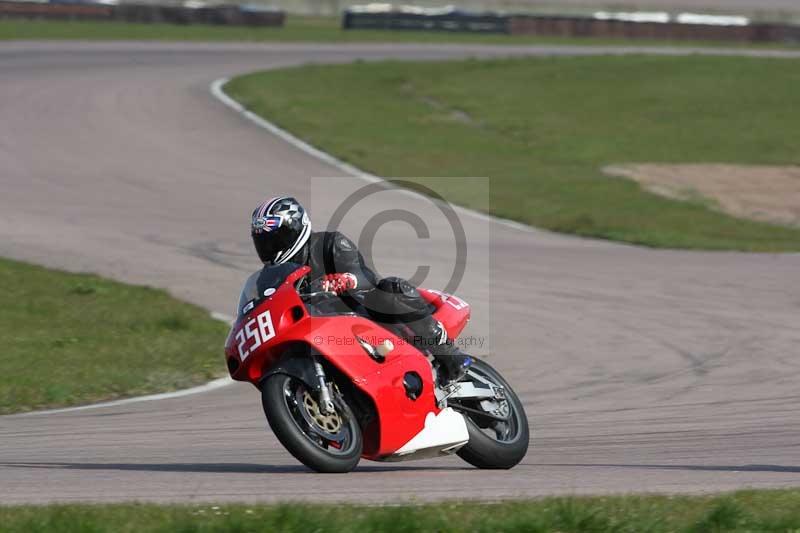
313,358,336,414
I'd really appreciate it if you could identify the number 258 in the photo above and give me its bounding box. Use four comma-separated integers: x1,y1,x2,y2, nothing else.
235,310,275,361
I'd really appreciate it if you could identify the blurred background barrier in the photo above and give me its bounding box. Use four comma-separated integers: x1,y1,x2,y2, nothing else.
342,4,800,42
0,0,286,26
342,5,508,33
0,1,113,19
508,15,800,42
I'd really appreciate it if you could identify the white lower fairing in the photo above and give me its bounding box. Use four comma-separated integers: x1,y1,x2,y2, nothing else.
380,408,469,462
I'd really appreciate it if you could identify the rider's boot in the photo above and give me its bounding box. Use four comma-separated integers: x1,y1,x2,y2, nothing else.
432,340,472,386
414,317,472,385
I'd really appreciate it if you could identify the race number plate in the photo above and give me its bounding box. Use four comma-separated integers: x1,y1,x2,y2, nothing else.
234,310,275,361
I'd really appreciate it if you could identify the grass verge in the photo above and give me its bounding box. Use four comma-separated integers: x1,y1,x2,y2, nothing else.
0,16,797,48
225,55,800,251
3,490,800,531
0,257,228,414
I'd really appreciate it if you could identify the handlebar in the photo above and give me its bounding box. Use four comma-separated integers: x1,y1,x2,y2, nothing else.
300,290,339,305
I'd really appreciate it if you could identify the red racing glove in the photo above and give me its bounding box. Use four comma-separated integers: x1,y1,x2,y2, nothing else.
320,273,358,295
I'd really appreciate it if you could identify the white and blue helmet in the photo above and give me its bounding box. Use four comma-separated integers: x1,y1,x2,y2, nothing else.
251,196,311,265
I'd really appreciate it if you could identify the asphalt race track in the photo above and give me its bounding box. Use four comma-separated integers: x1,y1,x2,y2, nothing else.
1,42,799,504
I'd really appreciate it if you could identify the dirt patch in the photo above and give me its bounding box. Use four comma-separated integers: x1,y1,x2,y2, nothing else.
604,164,800,227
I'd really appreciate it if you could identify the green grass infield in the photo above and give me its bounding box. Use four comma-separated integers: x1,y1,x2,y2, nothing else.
0,257,228,414
3,490,800,532
225,55,800,251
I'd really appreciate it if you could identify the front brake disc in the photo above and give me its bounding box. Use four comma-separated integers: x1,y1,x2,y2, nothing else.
302,390,342,434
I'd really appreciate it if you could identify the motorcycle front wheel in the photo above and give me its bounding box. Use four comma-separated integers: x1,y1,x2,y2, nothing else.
262,373,362,473
452,358,530,469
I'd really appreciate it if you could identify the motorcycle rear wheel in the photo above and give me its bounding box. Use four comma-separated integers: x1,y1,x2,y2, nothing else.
262,373,362,473
453,358,529,469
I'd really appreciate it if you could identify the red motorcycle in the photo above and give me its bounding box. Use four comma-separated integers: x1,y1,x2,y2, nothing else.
224,263,529,472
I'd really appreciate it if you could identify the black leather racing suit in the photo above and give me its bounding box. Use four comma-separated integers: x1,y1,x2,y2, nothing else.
294,231,445,349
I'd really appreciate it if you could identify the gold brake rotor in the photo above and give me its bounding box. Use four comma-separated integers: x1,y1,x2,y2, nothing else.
302,390,342,434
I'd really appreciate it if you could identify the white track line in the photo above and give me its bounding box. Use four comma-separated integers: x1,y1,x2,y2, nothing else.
211,311,234,324
11,312,236,417
16,377,234,417
210,77,537,234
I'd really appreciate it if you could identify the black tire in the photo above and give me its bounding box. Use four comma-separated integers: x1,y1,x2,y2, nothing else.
455,358,530,469
262,373,362,473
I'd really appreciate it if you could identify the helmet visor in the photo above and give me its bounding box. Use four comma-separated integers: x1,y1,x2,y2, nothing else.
252,224,301,264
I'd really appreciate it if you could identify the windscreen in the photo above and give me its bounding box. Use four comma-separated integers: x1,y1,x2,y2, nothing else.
236,262,304,319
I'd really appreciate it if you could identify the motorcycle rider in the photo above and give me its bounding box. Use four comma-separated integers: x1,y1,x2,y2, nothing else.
241,195,471,383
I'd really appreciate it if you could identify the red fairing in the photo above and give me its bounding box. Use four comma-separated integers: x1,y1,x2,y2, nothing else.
224,271,471,459
418,289,471,340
